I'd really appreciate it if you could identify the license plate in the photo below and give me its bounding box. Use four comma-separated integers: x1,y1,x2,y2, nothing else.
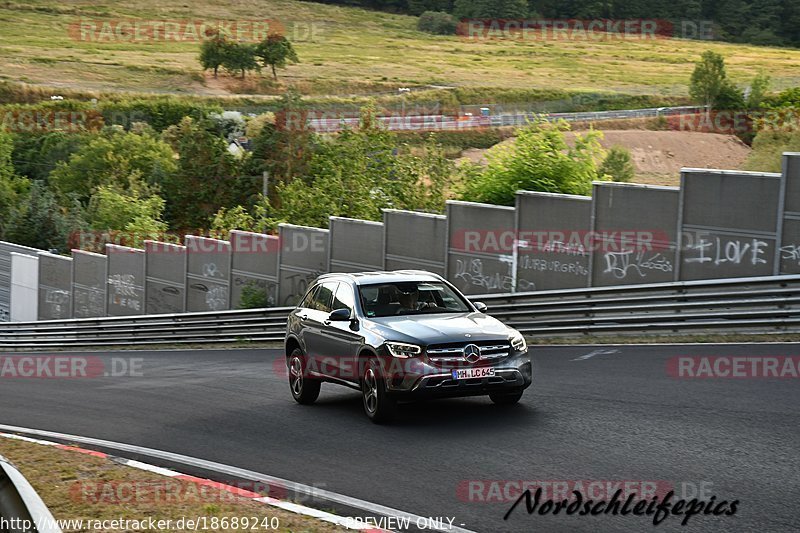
452,367,495,380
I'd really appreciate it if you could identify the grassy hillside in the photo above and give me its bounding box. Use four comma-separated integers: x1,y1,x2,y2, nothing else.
1,0,800,100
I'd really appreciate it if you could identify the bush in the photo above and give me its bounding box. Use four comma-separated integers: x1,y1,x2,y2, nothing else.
394,128,512,150
101,98,223,132
417,11,457,35
4,181,81,252
715,82,746,111
239,281,273,309
599,146,635,183
11,131,92,181
459,120,605,205
49,130,177,201
744,129,800,174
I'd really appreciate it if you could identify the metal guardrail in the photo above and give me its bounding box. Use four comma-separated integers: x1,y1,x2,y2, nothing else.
1,275,799,349
308,106,704,132
0,454,62,533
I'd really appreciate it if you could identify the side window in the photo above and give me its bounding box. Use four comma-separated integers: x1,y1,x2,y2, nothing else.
332,283,355,312
299,285,319,309
313,282,337,313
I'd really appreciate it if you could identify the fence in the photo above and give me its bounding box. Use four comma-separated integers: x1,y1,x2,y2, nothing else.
1,274,798,349
3,152,800,322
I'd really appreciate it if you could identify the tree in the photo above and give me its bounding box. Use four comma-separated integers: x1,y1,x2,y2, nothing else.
4,181,82,251
49,129,177,202
11,131,91,181
273,104,452,227
747,71,771,110
209,205,256,239
453,0,528,19
599,146,635,183
199,31,233,78
715,82,746,110
222,43,259,79
161,117,245,229
417,11,457,34
246,90,318,203
86,176,166,231
689,51,730,113
0,130,30,237
254,34,299,81
459,119,606,205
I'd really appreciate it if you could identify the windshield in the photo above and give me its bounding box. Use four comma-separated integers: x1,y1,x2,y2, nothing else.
358,281,472,318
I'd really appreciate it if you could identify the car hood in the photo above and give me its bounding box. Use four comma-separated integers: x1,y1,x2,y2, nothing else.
365,312,512,345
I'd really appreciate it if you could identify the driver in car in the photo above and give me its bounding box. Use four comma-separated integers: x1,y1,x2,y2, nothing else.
396,287,420,314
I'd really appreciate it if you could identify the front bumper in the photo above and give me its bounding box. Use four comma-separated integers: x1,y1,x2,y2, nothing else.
382,350,532,399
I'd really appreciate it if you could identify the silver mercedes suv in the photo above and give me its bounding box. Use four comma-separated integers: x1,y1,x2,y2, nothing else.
284,270,532,423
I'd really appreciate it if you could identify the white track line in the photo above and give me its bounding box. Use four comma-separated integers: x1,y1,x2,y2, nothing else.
572,349,619,361
0,424,475,533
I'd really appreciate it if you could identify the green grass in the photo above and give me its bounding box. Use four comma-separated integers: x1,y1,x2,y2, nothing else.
1,0,800,102
743,129,800,173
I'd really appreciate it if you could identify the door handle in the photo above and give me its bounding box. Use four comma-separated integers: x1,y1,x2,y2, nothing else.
299,315,309,321
324,320,331,325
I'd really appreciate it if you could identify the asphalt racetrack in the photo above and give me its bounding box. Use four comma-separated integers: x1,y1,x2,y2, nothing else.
1,344,798,532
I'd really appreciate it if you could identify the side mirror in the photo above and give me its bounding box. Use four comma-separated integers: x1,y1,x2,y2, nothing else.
329,308,352,321
474,302,488,313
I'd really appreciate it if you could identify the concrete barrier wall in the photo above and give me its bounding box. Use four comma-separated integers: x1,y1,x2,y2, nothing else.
515,191,591,291
230,230,279,309
329,217,384,273
106,244,146,316
678,169,782,280
10,152,800,319
10,252,38,322
590,183,680,287
37,252,72,320
778,153,800,274
446,200,516,295
0,241,41,322
145,240,186,315
277,223,329,307
185,236,231,312
383,209,446,275
71,250,107,318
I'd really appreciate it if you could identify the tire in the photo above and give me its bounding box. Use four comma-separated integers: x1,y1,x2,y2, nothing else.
489,389,524,405
288,348,321,405
361,357,396,424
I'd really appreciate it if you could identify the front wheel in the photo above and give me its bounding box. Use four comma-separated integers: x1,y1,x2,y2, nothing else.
361,358,396,424
489,389,524,405
288,349,320,405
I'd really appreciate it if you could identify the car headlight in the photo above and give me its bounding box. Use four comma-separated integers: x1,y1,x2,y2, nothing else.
509,330,527,352
385,342,422,358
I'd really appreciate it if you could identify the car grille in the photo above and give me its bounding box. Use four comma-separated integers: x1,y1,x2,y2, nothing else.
425,340,510,367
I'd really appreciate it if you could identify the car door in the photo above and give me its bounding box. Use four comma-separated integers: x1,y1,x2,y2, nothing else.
302,281,337,376
318,281,363,384
292,283,318,352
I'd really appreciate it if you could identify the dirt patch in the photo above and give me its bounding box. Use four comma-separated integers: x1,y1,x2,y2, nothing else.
460,130,752,188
